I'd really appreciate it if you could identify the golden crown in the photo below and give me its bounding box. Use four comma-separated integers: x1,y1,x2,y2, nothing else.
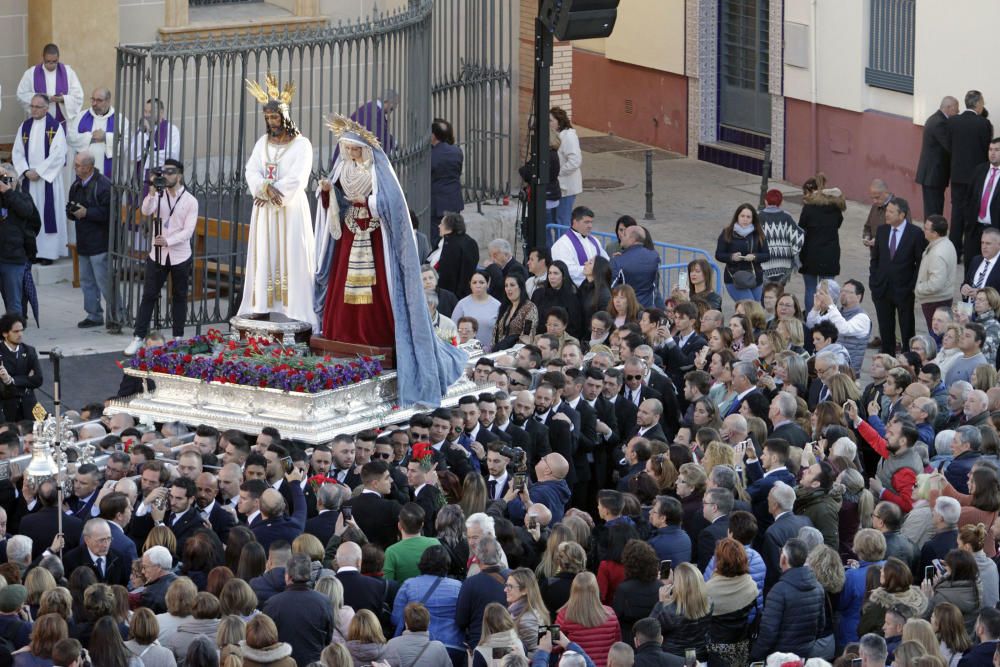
325,114,381,150
245,72,295,107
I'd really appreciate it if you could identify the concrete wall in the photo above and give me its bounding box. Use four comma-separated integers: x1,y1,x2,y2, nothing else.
120,0,165,45
570,49,687,153
0,0,28,144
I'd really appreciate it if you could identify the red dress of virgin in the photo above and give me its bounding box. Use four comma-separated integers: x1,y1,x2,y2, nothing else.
320,188,395,347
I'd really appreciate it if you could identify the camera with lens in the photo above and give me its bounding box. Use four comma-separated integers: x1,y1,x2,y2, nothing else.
0,175,12,187
65,201,82,216
148,167,168,192
498,445,526,469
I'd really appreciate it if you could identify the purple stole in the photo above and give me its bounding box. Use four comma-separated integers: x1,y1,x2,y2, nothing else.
20,115,60,234
33,63,69,126
566,229,601,265
76,111,115,176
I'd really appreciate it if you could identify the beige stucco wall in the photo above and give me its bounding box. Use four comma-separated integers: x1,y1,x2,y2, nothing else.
604,0,683,75
120,0,165,45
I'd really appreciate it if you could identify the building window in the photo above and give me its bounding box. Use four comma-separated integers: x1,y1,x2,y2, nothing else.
865,0,915,94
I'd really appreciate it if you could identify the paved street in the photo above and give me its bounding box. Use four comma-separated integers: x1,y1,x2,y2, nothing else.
29,129,906,409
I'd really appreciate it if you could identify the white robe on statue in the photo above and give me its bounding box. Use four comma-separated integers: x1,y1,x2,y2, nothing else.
237,134,318,328
12,119,69,261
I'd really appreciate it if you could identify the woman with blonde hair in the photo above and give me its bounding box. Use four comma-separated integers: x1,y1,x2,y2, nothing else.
561,514,592,551
473,603,525,666
219,578,259,622
459,472,488,518
930,602,971,666
315,575,355,642
555,572,620,667
735,299,767,335
776,317,808,357
838,528,887,646
755,329,785,375
676,463,708,545
535,525,575,580
902,618,944,660
156,577,197,639
807,545,845,660
505,568,549,657
37,588,71,623
956,522,998,608
541,541,587,614
124,607,177,667
345,609,400,666
826,373,862,405
973,286,1000,365
24,567,55,619
893,640,930,666
319,643,353,667
143,525,178,559
902,474,946,548
292,533,335,584
240,614,295,667
216,615,246,655
972,363,997,391
650,562,710,662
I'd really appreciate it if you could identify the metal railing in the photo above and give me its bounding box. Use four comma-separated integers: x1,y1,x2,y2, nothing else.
545,224,723,301
110,0,514,329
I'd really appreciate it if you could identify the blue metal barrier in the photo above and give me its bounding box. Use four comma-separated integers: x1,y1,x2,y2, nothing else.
545,224,723,302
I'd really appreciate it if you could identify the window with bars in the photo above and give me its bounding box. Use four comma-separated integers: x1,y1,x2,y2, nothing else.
866,0,915,94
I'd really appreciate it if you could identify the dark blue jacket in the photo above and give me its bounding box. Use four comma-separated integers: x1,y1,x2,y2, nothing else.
431,141,465,217
945,450,981,494
647,525,691,566
68,171,111,256
749,566,825,660
109,519,138,563
250,567,287,606
252,480,307,553
959,640,999,666
507,479,571,525
455,565,508,647
745,463,796,538
262,583,336,665
611,245,660,308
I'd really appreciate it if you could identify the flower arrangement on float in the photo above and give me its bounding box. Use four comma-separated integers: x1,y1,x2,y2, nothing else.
119,328,383,394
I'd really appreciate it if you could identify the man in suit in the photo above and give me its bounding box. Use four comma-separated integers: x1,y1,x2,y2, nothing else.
236,479,267,527
508,390,551,469
616,436,652,492
807,351,840,410
61,518,130,586
620,358,662,412
726,361,762,418
562,368,598,506
604,369,637,446
532,383,577,485
961,608,1000,666
405,455,442,536
743,438,797,540
430,118,464,243
963,137,1000,264
0,313,42,422
580,368,620,492
916,95,958,217
761,481,813,592
611,226,660,308
131,476,203,553
869,197,926,355
948,90,993,261
335,540,386,614
768,392,809,447
304,483,345,546
697,487,733,569
484,238,528,302
633,345,682,439
657,302,707,391
329,434,362,488
962,227,1000,304
195,471,236,543
457,395,498,471
67,463,101,520
426,408,474,479
253,468,307,553
343,460,402,550
484,445,512,502
20,480,82,560
98,492,138,564
626,399,667,444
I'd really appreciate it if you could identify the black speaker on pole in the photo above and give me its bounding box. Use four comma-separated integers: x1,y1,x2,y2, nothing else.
540,0,620,41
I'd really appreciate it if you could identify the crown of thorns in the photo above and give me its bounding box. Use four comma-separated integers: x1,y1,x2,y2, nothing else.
245,72,295,108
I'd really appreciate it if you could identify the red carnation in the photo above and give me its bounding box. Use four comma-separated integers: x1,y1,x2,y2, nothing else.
183,354,192,363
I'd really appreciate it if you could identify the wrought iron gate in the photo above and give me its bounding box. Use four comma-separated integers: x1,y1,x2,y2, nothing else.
110,0,514,330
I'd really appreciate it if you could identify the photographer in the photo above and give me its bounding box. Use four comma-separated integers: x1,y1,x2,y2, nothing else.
124,158,197,355
0,164,39,316
67,152,117,332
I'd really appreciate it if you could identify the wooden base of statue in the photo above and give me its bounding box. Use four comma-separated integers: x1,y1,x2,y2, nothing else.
309,336,395,369
230,313,313,345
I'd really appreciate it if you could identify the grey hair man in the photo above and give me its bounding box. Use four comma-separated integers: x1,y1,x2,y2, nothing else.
6,535,31,571
138,545,178,613
946,425,983,493
761,481,811,590
457,535,508,646
721,413,748,445
262,552,337,665
858,633,888,667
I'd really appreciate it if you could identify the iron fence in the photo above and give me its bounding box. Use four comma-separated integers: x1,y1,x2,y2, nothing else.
110,0,514,329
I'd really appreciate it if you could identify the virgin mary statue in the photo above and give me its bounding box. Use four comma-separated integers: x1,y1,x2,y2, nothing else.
315,115,466,407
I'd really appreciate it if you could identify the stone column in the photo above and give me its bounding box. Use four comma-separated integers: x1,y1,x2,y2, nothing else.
28,0,120,104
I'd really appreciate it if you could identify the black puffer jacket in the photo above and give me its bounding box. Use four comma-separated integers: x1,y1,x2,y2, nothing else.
652,600,711,661
749,566,826,660
798,188,846,276
0,188,38,263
